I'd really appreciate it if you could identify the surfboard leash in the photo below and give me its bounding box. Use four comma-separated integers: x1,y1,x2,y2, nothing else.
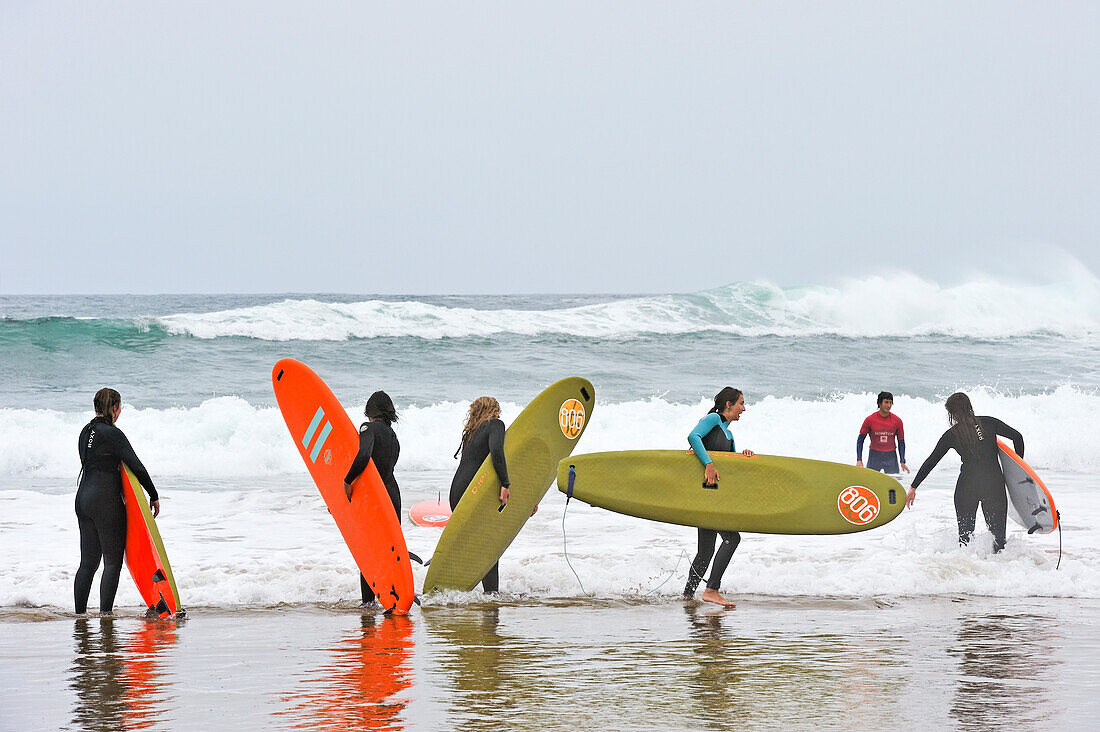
1056,511,1062,570
562,466,596,598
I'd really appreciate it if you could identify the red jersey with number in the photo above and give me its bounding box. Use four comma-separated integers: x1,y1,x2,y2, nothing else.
860,412,904,453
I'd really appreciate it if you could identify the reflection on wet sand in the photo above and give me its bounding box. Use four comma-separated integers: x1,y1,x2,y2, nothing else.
69,617,180,731
276,612,415,731
681,602,904,729
948,612,1058,730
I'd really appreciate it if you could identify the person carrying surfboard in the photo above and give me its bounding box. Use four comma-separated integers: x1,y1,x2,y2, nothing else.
344,390,402,606
75,388,160,615
856,391,909,474
684,387,755,607
908,392,1024,553
449,396,510,593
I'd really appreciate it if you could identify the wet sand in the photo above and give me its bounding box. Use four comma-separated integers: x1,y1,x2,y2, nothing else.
2,595,1098,730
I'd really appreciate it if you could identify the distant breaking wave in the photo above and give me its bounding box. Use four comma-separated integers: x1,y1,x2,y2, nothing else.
3,273,1098,342
154,273,1100,340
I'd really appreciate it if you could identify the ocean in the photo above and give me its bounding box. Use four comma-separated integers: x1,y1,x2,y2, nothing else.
2,275,1099,728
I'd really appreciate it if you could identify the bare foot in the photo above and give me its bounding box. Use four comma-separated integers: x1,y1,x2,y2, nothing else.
700,588,736,607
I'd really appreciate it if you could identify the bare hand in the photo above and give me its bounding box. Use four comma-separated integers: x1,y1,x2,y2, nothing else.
901,462,910,473
742,449,754,458
151,500,160,518
344,481,353,502
905,487,916,509
499,486,510,505
704,463,719,486
856,461,863,468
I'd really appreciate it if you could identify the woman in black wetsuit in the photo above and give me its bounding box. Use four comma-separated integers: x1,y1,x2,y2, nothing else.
75,388,160,615
343,391,401,606
449,396,510,593
908,392,1024,553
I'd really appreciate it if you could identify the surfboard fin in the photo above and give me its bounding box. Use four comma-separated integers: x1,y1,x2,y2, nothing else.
1031,506,1048,516
152,569,166,583
408,552,425,565
413,595,421,606
154,595,170,616
1028,523,1042,535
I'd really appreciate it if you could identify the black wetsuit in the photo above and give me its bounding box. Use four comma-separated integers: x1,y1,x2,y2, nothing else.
449,418,510,592
344,419,400,604
684,421,741,597
911,416,1024,553
75,416,158,614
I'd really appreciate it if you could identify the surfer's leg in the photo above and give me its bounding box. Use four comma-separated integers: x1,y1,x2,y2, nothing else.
980,483,1009,553
684,529,717,598
74,504,101,615
480,562,499,593
954,480,979,546
360,574,376,605
706,531,741,591
96,496,127,613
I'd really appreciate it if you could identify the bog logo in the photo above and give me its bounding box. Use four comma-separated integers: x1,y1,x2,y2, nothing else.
559,399,585,440
838,485,880,525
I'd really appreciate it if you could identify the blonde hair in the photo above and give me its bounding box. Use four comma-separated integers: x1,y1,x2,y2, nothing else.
456,396,501,457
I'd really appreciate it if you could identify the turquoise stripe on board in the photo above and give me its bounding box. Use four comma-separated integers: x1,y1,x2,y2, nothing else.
302,407,325,449
310,422,333,463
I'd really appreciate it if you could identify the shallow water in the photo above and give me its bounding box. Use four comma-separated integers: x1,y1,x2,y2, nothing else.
1,597,1097,730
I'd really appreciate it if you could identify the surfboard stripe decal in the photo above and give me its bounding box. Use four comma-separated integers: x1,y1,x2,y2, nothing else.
310,421,333,463
302,406,325,449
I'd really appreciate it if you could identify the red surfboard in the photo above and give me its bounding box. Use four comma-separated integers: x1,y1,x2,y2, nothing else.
410,499,452,527
121,464,183,618
272,359,414,614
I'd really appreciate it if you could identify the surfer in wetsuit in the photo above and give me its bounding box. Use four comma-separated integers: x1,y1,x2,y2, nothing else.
856,391,909,474
75,388,160,615
343,390,401,606
449,396,510,593
908,392,1024,553
684,387,755,607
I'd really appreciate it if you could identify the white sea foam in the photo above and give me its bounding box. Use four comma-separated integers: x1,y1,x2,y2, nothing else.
0,469,1095,612
153,271,1100,340
2,386,1097,483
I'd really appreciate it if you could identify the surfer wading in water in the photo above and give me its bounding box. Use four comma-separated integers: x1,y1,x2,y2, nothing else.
75,388,160,615
684,387,755,607
344,390,402,606
449,396,510,593
908,392,1024,553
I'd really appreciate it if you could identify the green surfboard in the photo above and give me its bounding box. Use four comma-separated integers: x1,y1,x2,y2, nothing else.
558,450,904,534
423,377,595,593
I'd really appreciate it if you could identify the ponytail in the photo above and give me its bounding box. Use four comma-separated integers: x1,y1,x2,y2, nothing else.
93,388,121,426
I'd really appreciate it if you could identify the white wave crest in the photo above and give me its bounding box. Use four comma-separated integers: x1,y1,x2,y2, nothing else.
153,270,1100,341
2,386,1097,483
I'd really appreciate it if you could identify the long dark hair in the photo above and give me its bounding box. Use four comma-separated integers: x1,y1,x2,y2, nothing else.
709,387,742,416
945,392,983,457
363,390,398,427
93,388,121,426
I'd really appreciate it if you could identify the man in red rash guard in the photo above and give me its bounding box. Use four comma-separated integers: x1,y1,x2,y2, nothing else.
856,391,909,474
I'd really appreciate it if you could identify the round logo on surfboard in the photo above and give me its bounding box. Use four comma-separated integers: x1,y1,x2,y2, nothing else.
837,485,880,525
559,399,586,439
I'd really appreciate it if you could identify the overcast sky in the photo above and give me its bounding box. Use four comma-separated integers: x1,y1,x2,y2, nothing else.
1,2,1097,295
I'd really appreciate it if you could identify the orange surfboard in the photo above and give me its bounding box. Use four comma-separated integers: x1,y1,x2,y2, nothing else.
272,358,414,614
998,439,1059,535
121,464,182,618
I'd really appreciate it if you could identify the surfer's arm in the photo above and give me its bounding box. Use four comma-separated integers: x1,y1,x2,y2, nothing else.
986,417,1024,458
111,429,158,503
488,419,510,498
910,431,953,490
344,427,376,490
856,433,867,465
687,414,720,465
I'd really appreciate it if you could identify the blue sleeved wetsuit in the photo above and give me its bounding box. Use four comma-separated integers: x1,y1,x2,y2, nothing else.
688,413,734,464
